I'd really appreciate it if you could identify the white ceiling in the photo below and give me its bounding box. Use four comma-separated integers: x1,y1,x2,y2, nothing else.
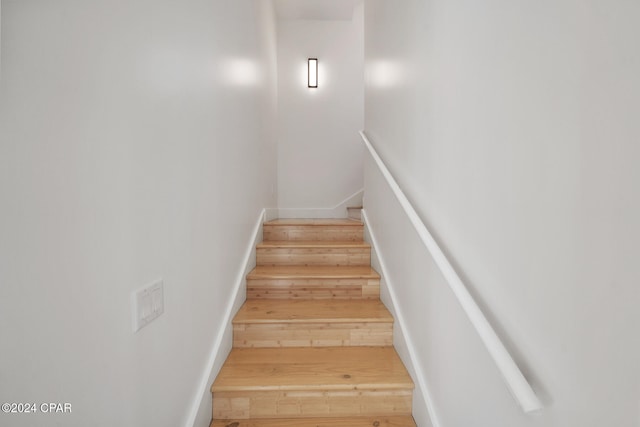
273,0,361,21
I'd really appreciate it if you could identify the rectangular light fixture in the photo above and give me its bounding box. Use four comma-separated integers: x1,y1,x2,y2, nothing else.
308,58,318,88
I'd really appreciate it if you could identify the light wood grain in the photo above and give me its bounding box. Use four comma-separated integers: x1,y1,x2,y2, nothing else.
211,219,414,423
247,265,380,279
263,221,363,242
257,245,370,267
233,300,393,348
212,347,413,392
234,323,393,348
213,389,413,420
247,266,380,300
247,280,378,300
211,415,417,427
258,240,370,248
234,300,393,324
265,219,363,226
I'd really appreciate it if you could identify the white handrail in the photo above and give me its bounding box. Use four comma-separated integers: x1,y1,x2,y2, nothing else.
360,130,543,413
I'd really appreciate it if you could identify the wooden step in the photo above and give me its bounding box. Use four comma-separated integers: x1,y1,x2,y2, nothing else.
233,300,393,348
246,266,380,300
256,241,371,267
211,415,417,427
264,219,363,242
212,347,413,419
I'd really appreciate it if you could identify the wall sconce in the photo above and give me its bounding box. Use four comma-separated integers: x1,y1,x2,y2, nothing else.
308,58,318,88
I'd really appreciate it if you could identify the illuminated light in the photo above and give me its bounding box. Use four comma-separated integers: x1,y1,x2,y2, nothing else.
368,60,404,89
222,58,259,87
308,58,318,88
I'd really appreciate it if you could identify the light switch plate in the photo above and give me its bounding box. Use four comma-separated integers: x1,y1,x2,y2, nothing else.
132,279,164,332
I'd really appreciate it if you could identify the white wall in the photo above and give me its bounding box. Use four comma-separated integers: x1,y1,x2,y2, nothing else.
364,1,640,426
276,5,365,217
0,1,277,426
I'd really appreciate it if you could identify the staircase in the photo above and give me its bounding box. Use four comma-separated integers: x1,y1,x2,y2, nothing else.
210,219,416,427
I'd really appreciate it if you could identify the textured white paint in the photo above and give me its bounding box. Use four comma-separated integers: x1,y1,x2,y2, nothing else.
0,1,277,426
364,1,640,426
276,4,364,213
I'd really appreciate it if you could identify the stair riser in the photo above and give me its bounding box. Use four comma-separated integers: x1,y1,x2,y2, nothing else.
212,219,415,425
211,417,417,427
213,390,412,420
264,225,363,242
233,322,393,348
257,248,370,267
246,279,380,300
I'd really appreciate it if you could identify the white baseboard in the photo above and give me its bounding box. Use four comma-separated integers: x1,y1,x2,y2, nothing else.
184,209,265,427
362,208,442,427
275,189,364,219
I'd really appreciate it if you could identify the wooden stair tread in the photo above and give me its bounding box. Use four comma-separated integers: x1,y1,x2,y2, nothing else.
257,240,370,248
211,218,413,422
211,347,414,392
211,416,417,427
247,265,380,280
265,219,362,226
233,300,393,324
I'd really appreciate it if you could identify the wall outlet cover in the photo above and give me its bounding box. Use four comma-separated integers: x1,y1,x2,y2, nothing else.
132,279,164,332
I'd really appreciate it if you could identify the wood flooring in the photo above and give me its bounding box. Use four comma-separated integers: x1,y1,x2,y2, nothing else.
210,219,416,426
